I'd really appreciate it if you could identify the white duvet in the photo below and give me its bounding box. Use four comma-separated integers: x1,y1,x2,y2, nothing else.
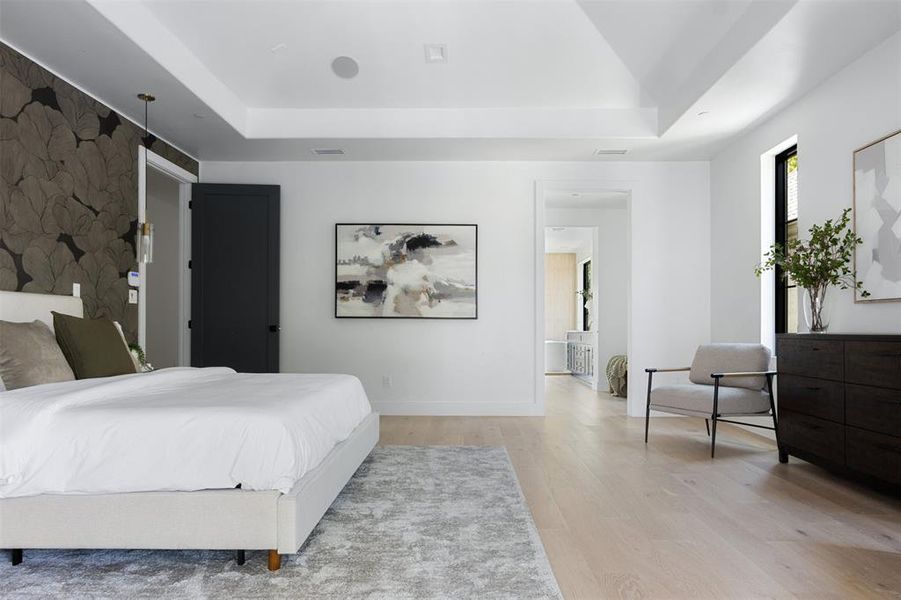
0,367,372,498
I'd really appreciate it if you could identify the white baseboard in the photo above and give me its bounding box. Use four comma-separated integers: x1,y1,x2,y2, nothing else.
371,401,545,417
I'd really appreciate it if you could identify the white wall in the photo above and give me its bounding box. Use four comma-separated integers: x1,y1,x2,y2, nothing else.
546,208,629,389
711,32,901,343
145,168,181,369
200,161,710,416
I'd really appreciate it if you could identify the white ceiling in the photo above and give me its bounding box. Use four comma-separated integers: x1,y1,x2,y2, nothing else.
546,227,594,254
1,0,898,161
146,1,644,110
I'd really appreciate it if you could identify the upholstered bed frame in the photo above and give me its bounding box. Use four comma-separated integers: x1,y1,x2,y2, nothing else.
0,291,379,571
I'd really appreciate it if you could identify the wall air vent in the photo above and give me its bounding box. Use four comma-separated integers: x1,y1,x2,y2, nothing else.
312,148,345,156
594,149,628,155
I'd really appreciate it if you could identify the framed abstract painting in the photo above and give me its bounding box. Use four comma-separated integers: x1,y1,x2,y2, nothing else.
335,224,478,318
853,130,901,302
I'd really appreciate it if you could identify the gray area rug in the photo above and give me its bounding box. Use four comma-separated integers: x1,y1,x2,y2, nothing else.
1,446,561,599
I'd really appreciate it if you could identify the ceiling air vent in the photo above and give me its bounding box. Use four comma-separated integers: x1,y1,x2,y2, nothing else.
594,149,628,156
312,148,345,156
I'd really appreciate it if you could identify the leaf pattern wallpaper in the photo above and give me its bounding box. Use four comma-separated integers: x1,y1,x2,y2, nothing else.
0,43,198,341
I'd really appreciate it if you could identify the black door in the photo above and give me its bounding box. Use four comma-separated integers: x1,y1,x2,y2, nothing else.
191,184,279,372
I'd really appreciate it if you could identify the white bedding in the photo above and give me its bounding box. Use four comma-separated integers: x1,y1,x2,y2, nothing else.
0,368,372,498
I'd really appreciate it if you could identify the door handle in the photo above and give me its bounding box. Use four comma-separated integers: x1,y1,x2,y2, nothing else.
269,325,280,333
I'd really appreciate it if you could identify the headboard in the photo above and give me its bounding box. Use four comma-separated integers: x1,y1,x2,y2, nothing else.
0,290,83,330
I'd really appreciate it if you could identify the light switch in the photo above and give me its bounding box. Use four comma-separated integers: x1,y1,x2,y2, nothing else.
72,282,80,298
128,289,138,304
127,271,140,286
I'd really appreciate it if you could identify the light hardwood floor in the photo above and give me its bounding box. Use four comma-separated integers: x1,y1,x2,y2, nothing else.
379,376,901,599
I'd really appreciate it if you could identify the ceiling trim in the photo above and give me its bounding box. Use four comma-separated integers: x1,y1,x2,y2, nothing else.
246,107,658,139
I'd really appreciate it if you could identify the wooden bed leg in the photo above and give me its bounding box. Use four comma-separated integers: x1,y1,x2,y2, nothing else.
267,550,281,571
235,550,245,566
11,549,22,566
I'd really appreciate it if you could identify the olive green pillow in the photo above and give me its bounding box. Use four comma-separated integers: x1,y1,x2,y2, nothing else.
51,312,137,379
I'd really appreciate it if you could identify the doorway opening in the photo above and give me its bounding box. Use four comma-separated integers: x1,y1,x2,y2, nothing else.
537,185,631,406
544,226,594,383
137,147,197,367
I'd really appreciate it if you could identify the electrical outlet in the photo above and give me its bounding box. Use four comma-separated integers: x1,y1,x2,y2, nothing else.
382,375,392,389
128,289,138,304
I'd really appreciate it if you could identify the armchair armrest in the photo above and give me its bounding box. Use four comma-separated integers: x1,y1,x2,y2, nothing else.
710,371,777,378
645,367,691,373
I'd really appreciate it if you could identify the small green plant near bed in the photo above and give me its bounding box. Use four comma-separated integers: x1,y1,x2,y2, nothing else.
128,343,153,371
755,208,868,332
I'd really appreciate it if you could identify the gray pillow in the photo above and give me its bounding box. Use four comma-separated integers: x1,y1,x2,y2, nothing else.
0,320,75,390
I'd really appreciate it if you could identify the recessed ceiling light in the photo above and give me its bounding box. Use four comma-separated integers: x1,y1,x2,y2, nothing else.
312,148,345,156
594,149,628,155
571,193,581,197
270,42,287,53
697,111,710,117
192,113,205,119
424,44,447,63
331,56,359,79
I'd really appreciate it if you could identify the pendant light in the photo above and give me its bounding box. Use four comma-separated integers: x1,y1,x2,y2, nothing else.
137,93,155,264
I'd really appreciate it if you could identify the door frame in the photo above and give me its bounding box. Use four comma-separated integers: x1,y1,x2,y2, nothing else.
535,179,634,414
137,146,198,365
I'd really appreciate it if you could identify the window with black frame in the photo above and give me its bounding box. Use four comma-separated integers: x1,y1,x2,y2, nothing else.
775,146,798,334
582,260,592,331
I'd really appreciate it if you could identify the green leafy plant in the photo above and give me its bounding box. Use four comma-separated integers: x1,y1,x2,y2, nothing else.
755,208,868,330
128,343,147,366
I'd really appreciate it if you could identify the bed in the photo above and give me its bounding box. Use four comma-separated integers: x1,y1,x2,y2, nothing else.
0,290,379,571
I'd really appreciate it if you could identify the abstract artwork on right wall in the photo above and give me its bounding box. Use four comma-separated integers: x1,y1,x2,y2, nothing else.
853,129,901,302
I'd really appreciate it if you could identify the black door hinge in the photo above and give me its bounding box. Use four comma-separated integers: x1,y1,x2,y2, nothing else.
188,260,192,269
188,320,192,329
188,200,193,209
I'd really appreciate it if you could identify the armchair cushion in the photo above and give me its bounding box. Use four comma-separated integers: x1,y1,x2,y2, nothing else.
689,343,771,390
650,384,771,416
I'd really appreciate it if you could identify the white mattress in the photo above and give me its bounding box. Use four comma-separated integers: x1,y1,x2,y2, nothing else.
0,368,372,498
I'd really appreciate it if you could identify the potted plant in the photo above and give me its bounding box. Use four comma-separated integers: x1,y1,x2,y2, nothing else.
755,208,868,332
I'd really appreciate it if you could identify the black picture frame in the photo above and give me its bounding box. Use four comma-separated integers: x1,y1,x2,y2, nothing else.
335,223,478,319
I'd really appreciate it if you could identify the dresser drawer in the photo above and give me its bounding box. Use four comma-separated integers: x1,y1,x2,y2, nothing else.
846,426,901,485
778,410,844,464
777,338,843,381
845,342,901,390
777,375,843,423
846,384,901,437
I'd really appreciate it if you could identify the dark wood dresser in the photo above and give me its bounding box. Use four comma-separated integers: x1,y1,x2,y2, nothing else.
776,333,901,489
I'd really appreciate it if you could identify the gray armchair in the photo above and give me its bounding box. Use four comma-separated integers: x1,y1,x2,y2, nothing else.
644,344,779,458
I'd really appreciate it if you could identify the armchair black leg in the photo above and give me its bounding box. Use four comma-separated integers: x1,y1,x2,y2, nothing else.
704,419,710,436
235,550,245,566
645,371,653,444
11,549,22,566
711,379,720,458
